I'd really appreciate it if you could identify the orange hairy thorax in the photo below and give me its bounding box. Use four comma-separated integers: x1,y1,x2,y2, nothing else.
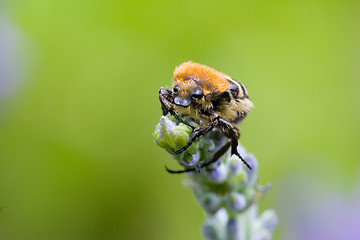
173,61,230,94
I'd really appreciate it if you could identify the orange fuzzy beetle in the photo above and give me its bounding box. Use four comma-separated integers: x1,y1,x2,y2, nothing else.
159,61,254,173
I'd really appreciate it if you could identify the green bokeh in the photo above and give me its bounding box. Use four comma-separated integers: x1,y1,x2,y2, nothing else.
0,0,359,239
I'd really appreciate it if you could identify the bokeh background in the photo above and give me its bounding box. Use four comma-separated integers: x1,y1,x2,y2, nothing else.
0,0,359,239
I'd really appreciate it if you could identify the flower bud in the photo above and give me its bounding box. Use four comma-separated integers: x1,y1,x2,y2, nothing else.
202,210,227,240
226,218,243,240
228,192,247,211
258,209,279,232
207,164,228,183
203,222,220,240
200,193,222,213
229,155,244,176
245,153,258,187
214,207,229,224
181,150,201,166
250,229,271,240
153,116,190,152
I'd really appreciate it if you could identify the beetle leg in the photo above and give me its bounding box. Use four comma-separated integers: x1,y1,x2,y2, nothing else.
218,118,252,170
159,88,195,131
165,165,195,174
172,117,219,154
200,141,231,168
165,141,231,174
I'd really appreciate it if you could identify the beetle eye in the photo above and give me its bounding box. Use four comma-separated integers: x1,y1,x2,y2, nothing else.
192,87,203,99
173,84,179,94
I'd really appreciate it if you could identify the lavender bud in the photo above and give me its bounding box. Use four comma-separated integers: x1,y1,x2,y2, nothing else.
203,224,218,240
214,208,229,224
229,192,247,211
205,139,216,152
181,150,201,166
237,144,248,158
229,155,243,176
153,116,190,151
203,219,224,240
245,153,258,187
226,218,243,240
250,229,272,240
258,209,279,232
207,164,228,183
200,193,222,213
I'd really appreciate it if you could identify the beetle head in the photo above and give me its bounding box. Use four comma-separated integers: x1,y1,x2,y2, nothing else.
172,80,204,108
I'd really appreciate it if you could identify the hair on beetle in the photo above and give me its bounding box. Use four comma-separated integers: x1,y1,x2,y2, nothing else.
159,61,254,173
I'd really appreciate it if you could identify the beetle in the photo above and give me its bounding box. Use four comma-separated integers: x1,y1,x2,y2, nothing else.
159,61,254,173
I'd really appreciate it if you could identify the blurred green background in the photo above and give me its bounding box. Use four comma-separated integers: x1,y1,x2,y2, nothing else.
0,0,359,239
